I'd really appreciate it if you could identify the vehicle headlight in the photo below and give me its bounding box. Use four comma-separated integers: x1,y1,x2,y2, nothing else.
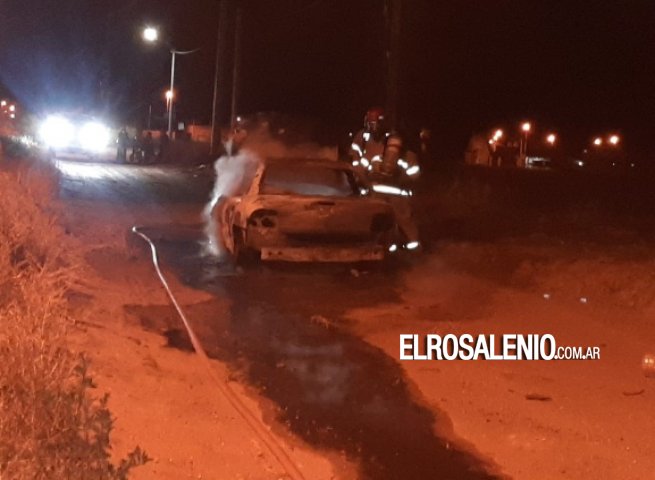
40,116,75,149
79,122,110,152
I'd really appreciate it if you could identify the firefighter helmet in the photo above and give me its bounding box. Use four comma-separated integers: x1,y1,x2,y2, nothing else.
365,107,385,124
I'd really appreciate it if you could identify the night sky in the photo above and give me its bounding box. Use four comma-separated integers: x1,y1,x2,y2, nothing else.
1,0,654,154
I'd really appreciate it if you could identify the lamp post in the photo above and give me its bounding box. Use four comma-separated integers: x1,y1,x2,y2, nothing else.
165,90,173,127
143,27,198,137
520,122,531,166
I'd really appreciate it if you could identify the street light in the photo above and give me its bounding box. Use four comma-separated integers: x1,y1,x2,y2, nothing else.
546,133,556,145
593,137,603,146
142,26,198,137
609,135,620,146
165,89,173,119
142,27,159,43
520,122,532,164
493,129,503,140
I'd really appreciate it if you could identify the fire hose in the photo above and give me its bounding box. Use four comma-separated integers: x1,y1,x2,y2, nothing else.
131,226,306,480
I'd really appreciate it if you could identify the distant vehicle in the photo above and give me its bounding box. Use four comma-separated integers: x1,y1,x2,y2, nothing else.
39,114,112,160
525,156,552,169
217,158,399,263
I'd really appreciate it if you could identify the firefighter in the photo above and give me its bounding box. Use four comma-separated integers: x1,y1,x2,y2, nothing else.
350,107,421,181
350,107,388,172
351,108,421,251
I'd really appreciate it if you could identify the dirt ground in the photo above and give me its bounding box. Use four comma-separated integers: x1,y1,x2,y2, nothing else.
347,240,655,480
16,157,655,479
60,200,353,480
67,198,655,479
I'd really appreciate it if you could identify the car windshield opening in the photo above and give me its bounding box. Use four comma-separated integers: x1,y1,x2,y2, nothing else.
260,164,357,197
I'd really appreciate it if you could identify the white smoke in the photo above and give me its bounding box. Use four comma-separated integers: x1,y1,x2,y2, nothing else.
202,124,338,258
241,125,338,160
202,144,260,257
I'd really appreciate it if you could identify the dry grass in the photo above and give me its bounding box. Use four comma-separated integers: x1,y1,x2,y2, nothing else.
0,168,147,479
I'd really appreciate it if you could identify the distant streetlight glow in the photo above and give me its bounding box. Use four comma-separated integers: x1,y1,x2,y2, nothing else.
9,105,15,112
609,135,620,145
143,27,159,43
593,137,603,146
493,129,503,140
0,100,6,107
546,133,556,145
141,26,198,136
519,122,532,165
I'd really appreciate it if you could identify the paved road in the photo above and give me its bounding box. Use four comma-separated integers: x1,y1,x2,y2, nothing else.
56,158,213,203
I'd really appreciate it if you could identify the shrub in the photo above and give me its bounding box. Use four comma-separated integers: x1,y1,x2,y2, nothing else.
0,169,148,479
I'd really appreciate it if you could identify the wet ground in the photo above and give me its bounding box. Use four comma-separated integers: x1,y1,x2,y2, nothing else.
129,226,499,480
53,158,501,479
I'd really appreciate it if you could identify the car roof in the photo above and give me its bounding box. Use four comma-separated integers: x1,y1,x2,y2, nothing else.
263,157,353,170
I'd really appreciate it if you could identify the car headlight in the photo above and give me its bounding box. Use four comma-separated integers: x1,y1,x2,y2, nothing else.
40,116,75,149
79,122,110,152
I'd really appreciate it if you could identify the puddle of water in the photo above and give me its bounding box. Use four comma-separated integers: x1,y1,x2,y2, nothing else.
135,225,501,479
215,280,498,480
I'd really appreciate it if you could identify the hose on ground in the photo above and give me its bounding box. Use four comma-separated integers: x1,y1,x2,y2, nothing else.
131,226,306,480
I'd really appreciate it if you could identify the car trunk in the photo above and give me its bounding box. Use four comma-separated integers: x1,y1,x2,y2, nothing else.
254,195,393,244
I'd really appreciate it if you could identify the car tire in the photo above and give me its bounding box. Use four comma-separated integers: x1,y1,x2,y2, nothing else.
233,227,260,265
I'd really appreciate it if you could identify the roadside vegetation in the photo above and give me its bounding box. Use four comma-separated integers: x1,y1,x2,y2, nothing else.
0,164,148,479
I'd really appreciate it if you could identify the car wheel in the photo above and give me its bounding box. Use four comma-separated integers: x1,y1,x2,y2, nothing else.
233,227,260,265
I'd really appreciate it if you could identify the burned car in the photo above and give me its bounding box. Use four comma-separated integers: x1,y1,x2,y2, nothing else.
218,158,399,262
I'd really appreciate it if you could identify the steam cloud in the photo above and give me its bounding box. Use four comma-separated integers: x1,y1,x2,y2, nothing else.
202,124,337,258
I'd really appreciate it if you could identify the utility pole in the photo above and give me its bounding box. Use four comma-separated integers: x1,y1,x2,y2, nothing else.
230,5,243,126
385,0,402,129
168,50,176,136
210,0,235,155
